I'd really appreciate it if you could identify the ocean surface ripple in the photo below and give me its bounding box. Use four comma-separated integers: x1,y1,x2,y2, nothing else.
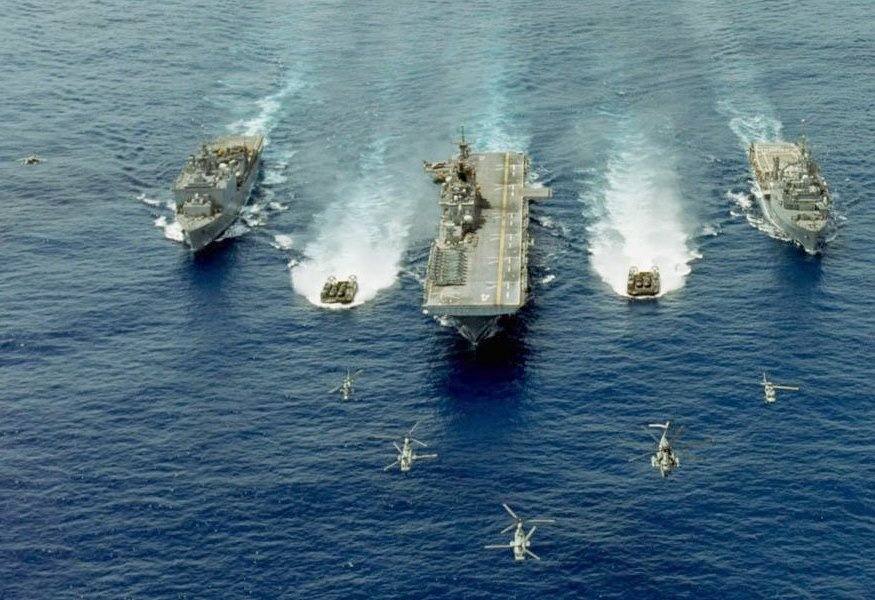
2,1,874,598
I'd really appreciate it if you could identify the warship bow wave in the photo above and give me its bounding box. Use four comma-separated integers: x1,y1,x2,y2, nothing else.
173,135,263,251
747,136,831,254
422,133,550,343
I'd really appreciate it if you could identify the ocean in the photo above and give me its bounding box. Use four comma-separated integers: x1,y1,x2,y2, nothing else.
2,1,874,597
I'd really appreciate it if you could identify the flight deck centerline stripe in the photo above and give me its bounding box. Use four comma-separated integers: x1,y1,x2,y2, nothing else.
495,152,510,305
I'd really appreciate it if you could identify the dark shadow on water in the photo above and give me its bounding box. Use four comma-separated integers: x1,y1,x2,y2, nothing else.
773,242,824,297
436,312,530,402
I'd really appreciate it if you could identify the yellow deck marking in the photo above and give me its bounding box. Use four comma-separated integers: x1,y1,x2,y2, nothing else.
495,153,511,304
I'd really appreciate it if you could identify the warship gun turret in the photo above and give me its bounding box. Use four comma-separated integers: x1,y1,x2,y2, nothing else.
747,135,831,254
173,135,263,251
422,131,550,343
627,267,660,298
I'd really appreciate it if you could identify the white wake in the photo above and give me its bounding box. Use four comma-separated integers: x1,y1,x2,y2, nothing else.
585,136,699,298
228,74,305,140
290,141,412,309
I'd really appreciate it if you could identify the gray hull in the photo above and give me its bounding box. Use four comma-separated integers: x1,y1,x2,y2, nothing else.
748,140,830,255
174,135,263,253
757,194,824,254
183,164,259,252
453,316,500,345
184,209,241,252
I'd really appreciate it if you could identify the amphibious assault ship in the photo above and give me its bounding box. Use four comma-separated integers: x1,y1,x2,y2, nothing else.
173,135,264,251
422,133,550,343
747,136,831,254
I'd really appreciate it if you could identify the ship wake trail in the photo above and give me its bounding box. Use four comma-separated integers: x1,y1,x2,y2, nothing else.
228,71,305,141
677,0,783,149
290,141,411,309
584,136,698,298
468,64,529,154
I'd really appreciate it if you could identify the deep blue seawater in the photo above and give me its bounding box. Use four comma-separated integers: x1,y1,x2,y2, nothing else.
2,1,874,597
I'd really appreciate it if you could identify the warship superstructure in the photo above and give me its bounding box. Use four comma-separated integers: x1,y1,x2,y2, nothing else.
173,135,263,251
747,136,831,254
422,133,550,343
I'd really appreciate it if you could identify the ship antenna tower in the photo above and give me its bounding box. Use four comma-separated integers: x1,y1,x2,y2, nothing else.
457,125,470,160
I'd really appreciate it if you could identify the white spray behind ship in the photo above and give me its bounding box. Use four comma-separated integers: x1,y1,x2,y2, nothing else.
585,134,698,297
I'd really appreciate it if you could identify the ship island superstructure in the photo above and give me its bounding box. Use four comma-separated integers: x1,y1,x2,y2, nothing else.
422,134,550,343
173,135,264,251
747,136,831,254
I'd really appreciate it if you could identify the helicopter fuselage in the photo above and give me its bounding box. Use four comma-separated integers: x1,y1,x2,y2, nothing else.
512,524,528,561
399,438,414,472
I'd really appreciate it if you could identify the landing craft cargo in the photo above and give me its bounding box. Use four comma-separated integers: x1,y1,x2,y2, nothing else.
747,136,831,254
627,266,660,297
173,135,264,251
422,132,550,343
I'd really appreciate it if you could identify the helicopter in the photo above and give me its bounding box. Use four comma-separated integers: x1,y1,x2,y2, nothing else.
330,368,362,401
649,421,681,478
484,503,555,561
384,421,437,473
759,372,800,404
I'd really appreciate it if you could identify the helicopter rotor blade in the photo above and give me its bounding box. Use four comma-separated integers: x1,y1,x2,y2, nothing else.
413,453,437,461
525,526,537,541
393,442,402,453
774,385,799,391
484,544,513,550
329,386,341,394
408,420,420,436
628,452,654,462
529,518,555,524
410,438,428,447
525,549,541,561
500,524,516,534
384,461,399,471
502,504,520,521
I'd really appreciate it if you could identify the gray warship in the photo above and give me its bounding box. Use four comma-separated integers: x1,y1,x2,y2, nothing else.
747,136,831,254
173,135,264,251
422,133,550,343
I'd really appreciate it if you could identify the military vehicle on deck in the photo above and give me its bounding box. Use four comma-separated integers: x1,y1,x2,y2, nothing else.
627,266,660,297
173,135,263,251
321,276,358,305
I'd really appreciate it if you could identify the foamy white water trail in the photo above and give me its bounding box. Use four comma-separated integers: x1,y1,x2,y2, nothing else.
290,141,412,309
228,73,305,140
271,234,294,251
154,215,184,243
585,135,698,298
678,1,784,149
471,88,529,153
